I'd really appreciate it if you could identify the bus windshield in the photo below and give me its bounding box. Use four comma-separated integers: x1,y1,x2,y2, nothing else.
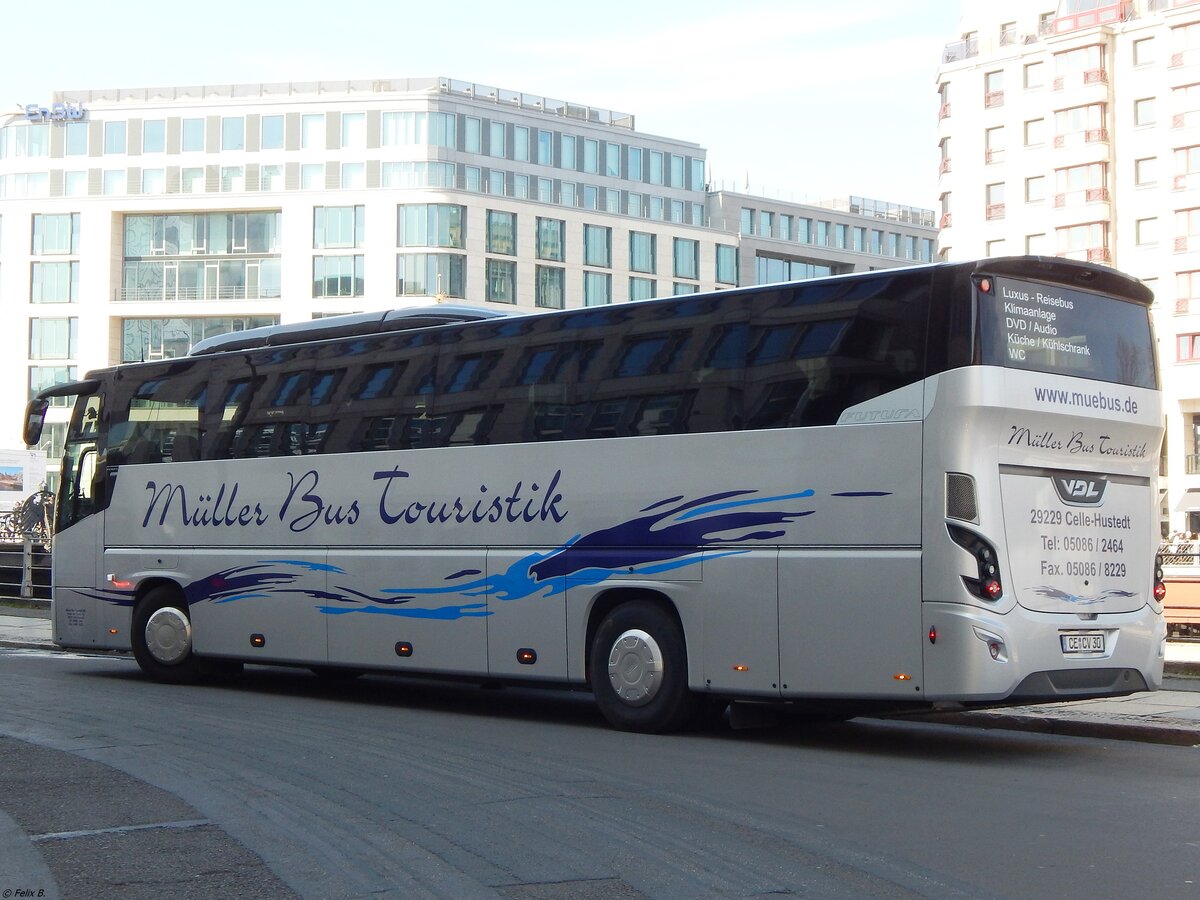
978,275,1157,389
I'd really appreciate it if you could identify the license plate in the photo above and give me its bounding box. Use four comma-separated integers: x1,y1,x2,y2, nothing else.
1060,632,1105,654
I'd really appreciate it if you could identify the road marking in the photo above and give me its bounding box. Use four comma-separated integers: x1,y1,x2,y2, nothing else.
32,819,211,843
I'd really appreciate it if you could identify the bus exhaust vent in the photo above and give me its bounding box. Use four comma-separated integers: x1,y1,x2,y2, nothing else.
946,473,978,523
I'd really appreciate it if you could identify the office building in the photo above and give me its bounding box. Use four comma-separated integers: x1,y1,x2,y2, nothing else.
0,76,936,472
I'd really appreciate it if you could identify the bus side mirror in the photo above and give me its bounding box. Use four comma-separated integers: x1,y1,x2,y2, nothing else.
23,398,48,447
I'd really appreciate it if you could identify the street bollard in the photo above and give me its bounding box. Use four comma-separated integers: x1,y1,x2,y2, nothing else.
21,531,33,599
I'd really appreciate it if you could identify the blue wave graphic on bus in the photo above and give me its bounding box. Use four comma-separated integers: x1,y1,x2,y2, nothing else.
81,488,889,619
1030,585,1138,606
318,488,824,618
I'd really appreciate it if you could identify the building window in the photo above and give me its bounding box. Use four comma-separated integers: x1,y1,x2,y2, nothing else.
486,210,516,255
222,117,245,151
220,166,245,192
986,182,1005,219
1136,157,1158,187
1024,119,1044,147
1056,221,1108,260
64,171,87,196
341,113,366,149
104,121,127,155
1055,162,1107,205
673,238,699,279
649,151,664,185
381,112,456,148
584,224,611,267
29,366,77,405
142,169,165,194
261,165,283,191
628,146,642,181
261,115,284,150
1136,217,1158,246
535,266,564,309
314,206,365,249
796,218,811,242
1024,61,1044,89
300,114,323,150
984,70,1004,107
537,130,553,166
1179,333,1200,361
181,168,204,193
64,121,88,156
536,217,565,261
398,204,465,248
143,119,165,153
1135,97,1156,127
715,244,738,284
1026,175,1045,203
561,134,576,170
103,170,126,195
1026,233,1047,255
1134,37,1154,67
583,271,611,306
181,118,204,152
32,214,80,255
121,316,278,362
486,258,517,304
31,262,78,303
396,253,465,298
673,283,699,295
986,238,1006,257
312,255,364,297
629,277,656,301
30,318,78,359
513,126,530,163
583,138,599,174
606,142,621,177
985,126,1004,163
629,231,656,273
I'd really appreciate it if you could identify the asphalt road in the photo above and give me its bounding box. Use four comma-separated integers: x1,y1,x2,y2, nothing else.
2,649,1198,899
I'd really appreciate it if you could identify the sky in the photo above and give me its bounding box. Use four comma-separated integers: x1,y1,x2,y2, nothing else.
7,0,963,210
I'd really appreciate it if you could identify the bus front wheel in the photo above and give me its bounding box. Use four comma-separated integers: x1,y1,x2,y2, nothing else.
132,587,204,684
589,600,699,733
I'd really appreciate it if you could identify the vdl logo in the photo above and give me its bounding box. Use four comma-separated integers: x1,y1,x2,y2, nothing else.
1051,474,1108,506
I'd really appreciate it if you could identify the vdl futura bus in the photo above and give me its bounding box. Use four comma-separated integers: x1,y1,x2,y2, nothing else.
25,256,1167,733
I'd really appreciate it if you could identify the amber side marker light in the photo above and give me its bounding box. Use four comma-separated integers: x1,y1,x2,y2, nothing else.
250,634,266,648
733,664,749,672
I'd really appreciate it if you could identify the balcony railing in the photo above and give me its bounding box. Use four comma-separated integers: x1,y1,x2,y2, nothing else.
942,38,979,63
984,91,1005,108
1087,246,1112,262
939,102,951,120
114,286,283,302
1052,2,1131,34
939,158,952,174
985,203,1006,220
1188,454,1200,475
1177,297,1197,314
939,213,953,229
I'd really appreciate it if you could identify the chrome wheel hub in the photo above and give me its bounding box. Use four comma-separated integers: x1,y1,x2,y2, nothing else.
607,628,663,707
144,607,192,665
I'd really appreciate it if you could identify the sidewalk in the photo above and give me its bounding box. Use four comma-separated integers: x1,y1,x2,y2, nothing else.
2,605,1198,745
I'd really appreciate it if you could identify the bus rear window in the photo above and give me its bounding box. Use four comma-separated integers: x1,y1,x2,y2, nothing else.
979,276,1157,389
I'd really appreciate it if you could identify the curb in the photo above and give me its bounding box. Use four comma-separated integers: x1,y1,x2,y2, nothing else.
915,709,1200,746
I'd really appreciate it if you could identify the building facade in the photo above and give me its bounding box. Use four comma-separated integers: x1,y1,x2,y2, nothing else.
936,0,1200,536
0,77,936,472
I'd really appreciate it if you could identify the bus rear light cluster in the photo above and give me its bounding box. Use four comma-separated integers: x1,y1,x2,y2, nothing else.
1154,555,1167,603
948,524,1003,602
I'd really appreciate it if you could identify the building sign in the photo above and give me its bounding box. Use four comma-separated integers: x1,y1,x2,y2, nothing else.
24,102,85,123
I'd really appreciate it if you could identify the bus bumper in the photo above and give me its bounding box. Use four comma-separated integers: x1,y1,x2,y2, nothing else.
52,588,134,652
921,601,1165,702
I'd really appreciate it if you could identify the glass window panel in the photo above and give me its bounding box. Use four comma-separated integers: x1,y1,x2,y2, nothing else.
142,119,165,153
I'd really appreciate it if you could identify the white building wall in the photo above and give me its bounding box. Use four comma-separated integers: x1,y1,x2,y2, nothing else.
937,0,1200,535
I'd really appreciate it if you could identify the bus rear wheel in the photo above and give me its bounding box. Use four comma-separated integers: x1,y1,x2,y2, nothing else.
132,587,204,684
589,600,699,733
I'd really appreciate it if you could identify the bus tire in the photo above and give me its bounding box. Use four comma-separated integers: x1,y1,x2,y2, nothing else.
589,600,699,733
131,587,204,684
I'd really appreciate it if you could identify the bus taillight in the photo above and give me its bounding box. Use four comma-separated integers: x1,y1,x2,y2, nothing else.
948,524,1004,602
1154,555,1167,603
